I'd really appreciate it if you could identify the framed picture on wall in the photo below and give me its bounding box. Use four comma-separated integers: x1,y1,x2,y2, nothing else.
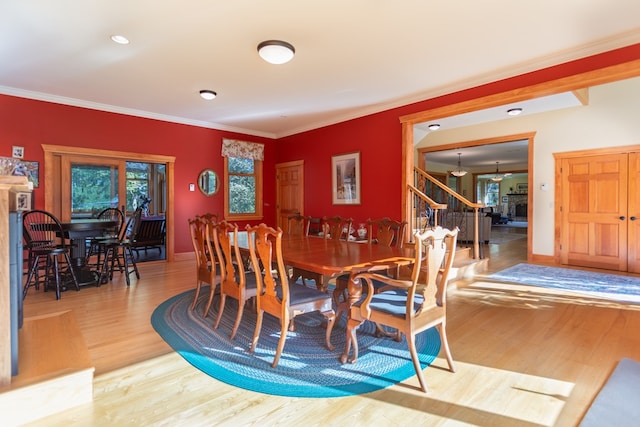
13,160,39,188
516,183,528,193
332,152,361,205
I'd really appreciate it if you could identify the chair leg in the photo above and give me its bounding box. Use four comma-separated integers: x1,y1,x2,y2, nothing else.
203,283,217,316
23,254,42,299
272,316,289,368
63,252,80,292
229,299,246,340
407,331,428,393
53,255,62,300
250,309,264,354
437,323,456,373
213,294,227,330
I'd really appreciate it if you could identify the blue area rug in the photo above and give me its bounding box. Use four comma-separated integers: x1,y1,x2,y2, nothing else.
487,263,640,303
151,287,441,398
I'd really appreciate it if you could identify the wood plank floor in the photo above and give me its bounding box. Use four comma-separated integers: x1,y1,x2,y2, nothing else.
17,236,640,427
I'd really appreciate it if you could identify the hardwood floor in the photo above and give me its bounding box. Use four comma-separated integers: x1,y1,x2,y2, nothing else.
18,238,640,427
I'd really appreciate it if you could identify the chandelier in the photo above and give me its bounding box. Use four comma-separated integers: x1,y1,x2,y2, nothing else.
451,153,467,177
490,161,503,182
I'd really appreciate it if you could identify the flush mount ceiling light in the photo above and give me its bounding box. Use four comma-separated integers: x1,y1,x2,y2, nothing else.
257,40,295,64
427,123,441,131
490,161,504,182
110,34,130,45
507,107,523,116
451,152,467,177
199,90,217,100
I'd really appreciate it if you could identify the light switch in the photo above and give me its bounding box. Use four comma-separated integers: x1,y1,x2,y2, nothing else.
189,183,195,191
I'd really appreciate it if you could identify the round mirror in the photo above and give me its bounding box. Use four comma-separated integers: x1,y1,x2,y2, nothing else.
198,169,218,196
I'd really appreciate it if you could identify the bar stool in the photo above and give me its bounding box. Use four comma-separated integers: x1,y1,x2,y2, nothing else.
22,210,80,300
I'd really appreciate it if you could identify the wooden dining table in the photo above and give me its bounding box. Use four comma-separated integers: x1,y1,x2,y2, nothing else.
235,230,415,358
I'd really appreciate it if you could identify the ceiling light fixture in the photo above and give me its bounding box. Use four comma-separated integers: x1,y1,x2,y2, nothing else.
451,153,467,177
257,40,295,64
427,123,441,131
490,161,503,182
199,90,217,100
110,35,130,45
507,107,523,116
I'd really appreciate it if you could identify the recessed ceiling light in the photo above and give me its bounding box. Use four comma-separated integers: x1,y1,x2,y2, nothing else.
507,108,523,116
199,90,217,100
110,35,130,45
257,40,295,64
427,123,441,131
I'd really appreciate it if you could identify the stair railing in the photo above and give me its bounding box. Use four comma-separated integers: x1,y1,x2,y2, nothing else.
411,167,486,259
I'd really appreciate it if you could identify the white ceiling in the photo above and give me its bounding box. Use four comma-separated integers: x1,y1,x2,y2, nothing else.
1,1,640,139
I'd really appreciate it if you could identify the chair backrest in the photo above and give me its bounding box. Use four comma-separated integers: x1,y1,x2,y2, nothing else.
367,217,408,248
97,207,125,239
22,209,68,249
125,208,144,242
199,212,218,223
212,221,248,288
410,226,458,311
322,216,353,240
188,215,211,273
287,213,310,237
246,223,289,314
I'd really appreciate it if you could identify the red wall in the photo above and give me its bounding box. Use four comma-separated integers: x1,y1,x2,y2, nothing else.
3,43,639,253
0,97,276,253
277,43,640,226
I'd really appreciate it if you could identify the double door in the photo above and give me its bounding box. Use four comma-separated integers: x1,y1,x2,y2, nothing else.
560,152,640,273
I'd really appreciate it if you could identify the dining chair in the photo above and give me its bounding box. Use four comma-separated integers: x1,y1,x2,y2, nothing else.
211,221,257,339
334,217,409,302
341,226,459,393
287,213,310,236
87,207,125,273
22,209,80,300
322,216,353,241
367,217,408,248
187,214,218,315
98,207,142,286
246,223,336,368
287,214,324,290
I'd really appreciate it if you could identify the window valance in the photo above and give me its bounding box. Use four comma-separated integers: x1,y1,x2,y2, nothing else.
221,138,264,161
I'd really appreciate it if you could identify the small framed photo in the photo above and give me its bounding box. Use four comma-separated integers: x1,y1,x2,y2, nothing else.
12,146,24,159
332,152,361,205
501,195,508,203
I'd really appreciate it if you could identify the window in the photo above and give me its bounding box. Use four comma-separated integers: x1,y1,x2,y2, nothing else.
70,163,119,218
477,180,500,206
221,138,264,220
224,156,263,220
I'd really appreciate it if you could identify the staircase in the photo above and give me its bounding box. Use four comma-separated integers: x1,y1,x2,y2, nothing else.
408,166,490,283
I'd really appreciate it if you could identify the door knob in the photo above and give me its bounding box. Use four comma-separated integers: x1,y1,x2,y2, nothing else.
619,216,626,220
631,216,637,221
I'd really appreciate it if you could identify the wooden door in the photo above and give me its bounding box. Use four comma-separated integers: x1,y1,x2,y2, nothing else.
276,161,304,230
627,152,640,273
560,153,628,271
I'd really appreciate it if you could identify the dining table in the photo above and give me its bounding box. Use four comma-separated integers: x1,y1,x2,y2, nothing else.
234,230,415,358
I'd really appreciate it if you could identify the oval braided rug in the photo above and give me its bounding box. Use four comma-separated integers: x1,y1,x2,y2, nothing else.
151,287,441,397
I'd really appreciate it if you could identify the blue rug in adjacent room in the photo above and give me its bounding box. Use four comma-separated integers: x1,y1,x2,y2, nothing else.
151,287,442,398
486,263,640,303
